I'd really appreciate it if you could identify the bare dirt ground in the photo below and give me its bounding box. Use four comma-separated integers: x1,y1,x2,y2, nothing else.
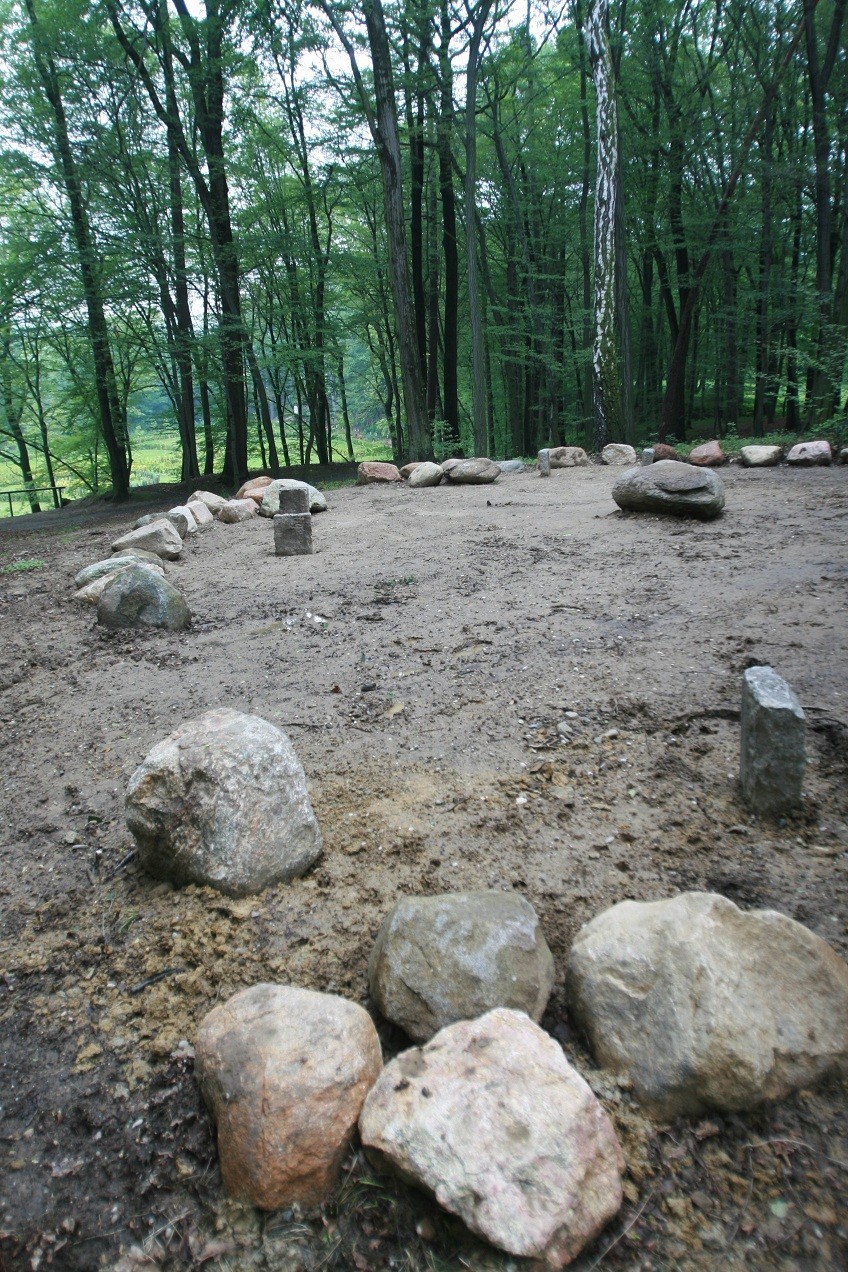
1,464,847,1272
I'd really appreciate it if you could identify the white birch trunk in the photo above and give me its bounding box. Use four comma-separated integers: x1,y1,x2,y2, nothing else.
588,0,624,450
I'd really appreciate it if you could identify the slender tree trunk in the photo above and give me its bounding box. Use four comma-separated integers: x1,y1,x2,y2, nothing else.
26,0,130,499
588,0,626,449
464,0,495,456
438,0,459,447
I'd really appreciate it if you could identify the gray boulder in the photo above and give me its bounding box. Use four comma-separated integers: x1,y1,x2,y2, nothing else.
259,479,328,516
444,457,500,484
112,520,183,560
740,444,782,467
497,459,526,473
567,891,848,1118
407,462,444,489
369,891,554,1041
125,708,322,896
76,562,163,606
601,443,638,465
97,565,190,631
188,500,215,529
612,460,725,519
218,499,258,523
360,1009,624,1266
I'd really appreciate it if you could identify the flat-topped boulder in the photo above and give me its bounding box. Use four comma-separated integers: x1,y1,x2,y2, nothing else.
111,520,183,560
497,458,526,473
443,457,500,484
612,459,725,519
360,1009,624,1267
125,708,322,896
567,891,848,1118
74,555,162,590
259,479,327,515
549,446,589,467
689,439,726,466
197,984,382,1210
97,565,190,631
369,891,555,1041
357,461,403,485
787,440,832,466
741,444,783,467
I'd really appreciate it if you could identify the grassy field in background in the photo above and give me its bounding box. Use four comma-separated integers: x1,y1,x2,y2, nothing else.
0,434,397,517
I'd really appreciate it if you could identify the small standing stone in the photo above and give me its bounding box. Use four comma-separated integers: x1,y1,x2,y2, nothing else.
740,665,805,815
278,486,310,514
538,448,551,477
641,448,655,465
274,512,313,556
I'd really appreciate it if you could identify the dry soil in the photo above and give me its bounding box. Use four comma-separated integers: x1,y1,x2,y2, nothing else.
0,464,847,1271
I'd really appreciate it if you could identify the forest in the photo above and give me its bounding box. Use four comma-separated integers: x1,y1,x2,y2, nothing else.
0,0,846,509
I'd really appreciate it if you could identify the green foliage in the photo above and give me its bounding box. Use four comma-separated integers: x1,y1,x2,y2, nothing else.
0,557,44,574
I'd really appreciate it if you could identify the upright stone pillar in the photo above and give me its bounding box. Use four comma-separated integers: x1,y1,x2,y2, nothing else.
740,666,805,815
538,449,551,477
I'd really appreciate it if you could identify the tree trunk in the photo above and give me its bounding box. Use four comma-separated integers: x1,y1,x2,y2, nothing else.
464,0,495,456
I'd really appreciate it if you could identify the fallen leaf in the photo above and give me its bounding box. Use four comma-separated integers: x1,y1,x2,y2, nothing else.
383,702,405,719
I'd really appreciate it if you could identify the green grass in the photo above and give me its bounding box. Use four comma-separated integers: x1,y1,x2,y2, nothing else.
0,558,45,575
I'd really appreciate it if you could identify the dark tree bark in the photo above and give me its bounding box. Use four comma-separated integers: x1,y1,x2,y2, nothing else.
25,0,131,499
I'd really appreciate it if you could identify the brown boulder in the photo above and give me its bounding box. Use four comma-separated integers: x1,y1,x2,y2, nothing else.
357,461,403,485
651,443,678,462
235,475,273,500
197,984,382,1209
689,440,727,466
549,446,589,468
400,462,422,479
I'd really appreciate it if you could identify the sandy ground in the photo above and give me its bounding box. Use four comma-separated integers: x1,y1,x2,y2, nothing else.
0,463,847,1271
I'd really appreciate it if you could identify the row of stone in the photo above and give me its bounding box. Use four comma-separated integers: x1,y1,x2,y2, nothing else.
643,437,843,468
69,479,326,630
194,883,848,1264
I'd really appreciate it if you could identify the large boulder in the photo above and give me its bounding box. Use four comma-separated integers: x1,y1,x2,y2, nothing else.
407,462,444,489
601,443,637,466
76,562,163,606
443,457,500,484
360,1009,624,1266
167,505,198,537
357,461,403,485
787,440,832,466
567,891,848,1118
112,520,183,560
187,500,215,529
97,566,190,631
549,446,589,468
741,444,783,467
125,708,322,896
196,984,382,1210
218,498,258,524
188,490,228,515
235,475,274,501
259,479,327,516
369,892,554,1042
688,439,726,466
611,460,725,519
